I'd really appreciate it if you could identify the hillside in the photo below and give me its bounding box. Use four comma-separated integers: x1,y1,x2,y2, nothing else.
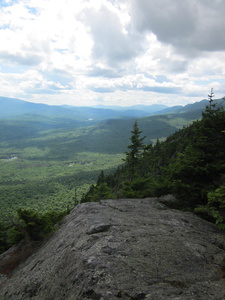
1,197,225,299
157,97,225,114
82,100,225,227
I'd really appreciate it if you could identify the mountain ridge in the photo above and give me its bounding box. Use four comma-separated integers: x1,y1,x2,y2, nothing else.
1,96,224,121
0,97,161,120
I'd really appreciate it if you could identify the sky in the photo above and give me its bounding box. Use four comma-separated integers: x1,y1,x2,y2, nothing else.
1,0,225,107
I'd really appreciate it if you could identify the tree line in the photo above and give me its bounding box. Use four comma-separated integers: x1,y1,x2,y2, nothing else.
82,91,225,228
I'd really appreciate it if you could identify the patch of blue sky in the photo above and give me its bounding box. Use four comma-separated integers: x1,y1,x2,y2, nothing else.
211,78,225,84
55,48,80,60
0,64,29,74
143,74,171,83
0,0,19,8
155,75,171,83
27,6,38,15
55,49,71,54
195,78,225,85
0,25,10,30
143,74,154,79
0,1,11,8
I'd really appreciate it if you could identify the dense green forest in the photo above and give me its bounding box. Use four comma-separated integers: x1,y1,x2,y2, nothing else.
0,123,125,219
0,110,198,220
82,94,225,229
1,94,224,254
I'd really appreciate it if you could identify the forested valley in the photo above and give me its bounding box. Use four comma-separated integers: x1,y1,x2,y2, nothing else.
0,94,225,255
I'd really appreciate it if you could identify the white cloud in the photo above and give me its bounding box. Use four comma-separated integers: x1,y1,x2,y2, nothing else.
131,0,225,54
0,0,225,106
82,3,142,66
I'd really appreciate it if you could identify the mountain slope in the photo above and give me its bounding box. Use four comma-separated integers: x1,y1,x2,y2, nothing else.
0,107,201,156
158,98,225,115
83,104,225,213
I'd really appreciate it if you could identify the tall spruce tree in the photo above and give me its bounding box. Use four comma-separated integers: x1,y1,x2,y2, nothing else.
124,121,145,179
208,88,215,109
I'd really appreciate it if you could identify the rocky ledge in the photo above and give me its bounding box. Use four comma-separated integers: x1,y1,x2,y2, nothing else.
1,197,225,300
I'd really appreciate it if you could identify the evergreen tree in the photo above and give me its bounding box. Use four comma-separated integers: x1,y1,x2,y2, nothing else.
208,87,215,109
97,171,105,185
165,92,225,208
124,121,146,179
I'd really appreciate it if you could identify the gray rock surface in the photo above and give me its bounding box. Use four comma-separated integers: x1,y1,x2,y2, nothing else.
1,197,225,300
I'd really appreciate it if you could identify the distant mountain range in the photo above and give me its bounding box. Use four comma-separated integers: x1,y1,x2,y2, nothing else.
0,97,165,120
93,104,168,113
0,96,224,121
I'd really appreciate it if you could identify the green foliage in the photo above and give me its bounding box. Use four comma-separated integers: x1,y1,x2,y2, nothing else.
121,178,152,198
83,95,225,219
7,224,24,247
206,183,225,229
194,206,214,222
6,209,68,247
208,184,225,208
123,121,146,179
81,183,116,203
0,144,124,220
160,102,225,208
0,222,12,253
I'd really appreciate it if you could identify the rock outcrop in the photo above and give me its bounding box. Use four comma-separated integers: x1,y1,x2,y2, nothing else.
1,197,225,300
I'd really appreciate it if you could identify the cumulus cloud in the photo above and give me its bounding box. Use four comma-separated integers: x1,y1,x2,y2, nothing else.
82,3,143,67
131,0,225,55
88,65,123,78
0,50,43,66
0,0,225,106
